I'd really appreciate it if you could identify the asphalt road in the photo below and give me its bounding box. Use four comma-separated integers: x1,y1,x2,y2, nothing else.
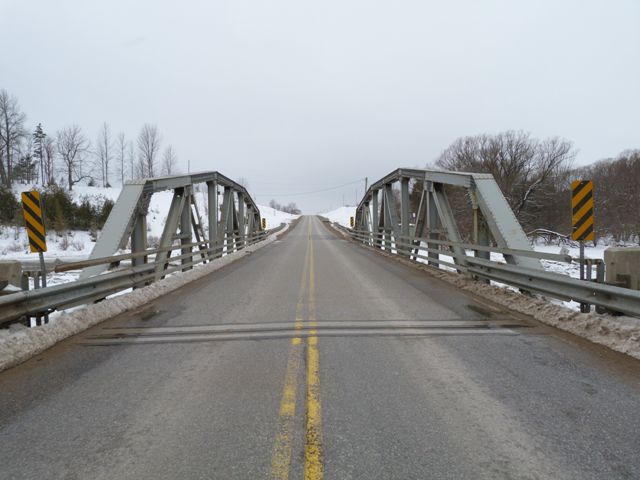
1,216,639,479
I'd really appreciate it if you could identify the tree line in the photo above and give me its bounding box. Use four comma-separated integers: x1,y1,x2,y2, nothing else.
268,199,301,215
0,88,180,191
429,130,639,244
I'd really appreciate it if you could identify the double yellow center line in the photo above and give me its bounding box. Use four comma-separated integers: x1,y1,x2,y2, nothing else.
270,221,323,480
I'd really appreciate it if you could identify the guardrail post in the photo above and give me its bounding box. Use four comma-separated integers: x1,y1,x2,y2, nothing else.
596,261,606,314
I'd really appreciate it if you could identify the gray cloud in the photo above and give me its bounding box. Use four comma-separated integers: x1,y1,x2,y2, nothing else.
1,0,638,212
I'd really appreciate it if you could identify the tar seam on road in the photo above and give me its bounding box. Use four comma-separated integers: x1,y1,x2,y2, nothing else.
270,219,324,480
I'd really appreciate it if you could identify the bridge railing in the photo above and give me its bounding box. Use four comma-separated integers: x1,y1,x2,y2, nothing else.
0,225,282,327
343,167,640,318
0,171,276,328
333,224,640,318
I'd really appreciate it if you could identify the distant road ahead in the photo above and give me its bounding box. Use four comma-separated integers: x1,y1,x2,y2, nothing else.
1,216,639,479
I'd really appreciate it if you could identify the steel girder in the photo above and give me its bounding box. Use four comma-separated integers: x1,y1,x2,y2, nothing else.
354,168,541,270
80,172,263,279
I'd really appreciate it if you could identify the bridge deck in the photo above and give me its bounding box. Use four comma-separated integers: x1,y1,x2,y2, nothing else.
1,216,639,479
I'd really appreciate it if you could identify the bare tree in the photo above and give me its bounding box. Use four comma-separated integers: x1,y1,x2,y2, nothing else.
127,140,136,180
96,122,113,187
56,125,91,190
436,131,575,232
574,150,640,243
0,89,27,187
43,136,56,186
161,145,178,175
116,132,127,185
236,177,250,189
137,124,161,178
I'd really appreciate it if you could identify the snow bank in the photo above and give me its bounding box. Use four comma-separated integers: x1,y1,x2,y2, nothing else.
0,225,290,373
257,205,299,229
331,227,640,361
426,266,640,360
320,206,356,228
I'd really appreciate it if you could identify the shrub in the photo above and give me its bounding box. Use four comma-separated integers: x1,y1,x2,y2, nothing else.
0,187,20,224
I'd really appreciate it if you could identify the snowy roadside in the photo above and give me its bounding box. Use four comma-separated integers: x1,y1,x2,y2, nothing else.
330,224,640,361
2,184,298,286
319,206,614,312
0,223,291,373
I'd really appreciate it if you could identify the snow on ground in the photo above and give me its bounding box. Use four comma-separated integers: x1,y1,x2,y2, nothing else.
320,206,356,227
423,261,640,361
258,204,299,229
1,185,298,286
0,223,291,373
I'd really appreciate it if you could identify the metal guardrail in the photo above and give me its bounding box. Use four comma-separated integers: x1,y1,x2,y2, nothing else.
333,224,640,318
0,225,284,328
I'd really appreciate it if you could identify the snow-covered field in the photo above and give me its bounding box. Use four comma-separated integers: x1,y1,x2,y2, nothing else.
320,205,356,227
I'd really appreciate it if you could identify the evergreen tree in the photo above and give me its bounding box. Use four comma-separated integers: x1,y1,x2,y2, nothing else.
33,123,46,186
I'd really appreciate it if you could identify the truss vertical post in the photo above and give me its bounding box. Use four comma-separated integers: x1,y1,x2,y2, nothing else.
207,181,218,258
371,190,379,248
425,182,439,267
246,205,255,236
131,214,148,268
180,187,193,271
238,192,246,249
383,183,400,253
412,184,427,261
220,186,233,253
155,188,186,280
400,177,410,255
471,190,490,283
432,183,466,272
230,191,239,252
131,207,148,289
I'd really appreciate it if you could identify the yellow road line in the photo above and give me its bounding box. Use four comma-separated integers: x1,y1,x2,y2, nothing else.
270,344,302,480
270,229,310,479
304,222,324,480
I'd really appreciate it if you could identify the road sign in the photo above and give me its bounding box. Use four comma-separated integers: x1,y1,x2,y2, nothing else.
261,218,267,229
571,180,594,242
21,190,47,253
349,216,355,228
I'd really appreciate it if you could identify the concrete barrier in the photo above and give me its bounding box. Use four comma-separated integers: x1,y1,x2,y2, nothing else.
0,260,23,291
604,247,640,290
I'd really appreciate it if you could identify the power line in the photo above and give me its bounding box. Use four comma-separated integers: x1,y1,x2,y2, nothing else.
256,178,365,197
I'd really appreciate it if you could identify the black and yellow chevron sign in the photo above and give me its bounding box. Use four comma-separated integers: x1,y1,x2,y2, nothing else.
21,190,47,253
571,180,594,242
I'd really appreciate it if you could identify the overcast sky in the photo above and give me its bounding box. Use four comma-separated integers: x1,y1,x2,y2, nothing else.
1,0,638,212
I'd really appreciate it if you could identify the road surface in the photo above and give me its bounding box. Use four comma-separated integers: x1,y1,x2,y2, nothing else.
1,216,639,479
